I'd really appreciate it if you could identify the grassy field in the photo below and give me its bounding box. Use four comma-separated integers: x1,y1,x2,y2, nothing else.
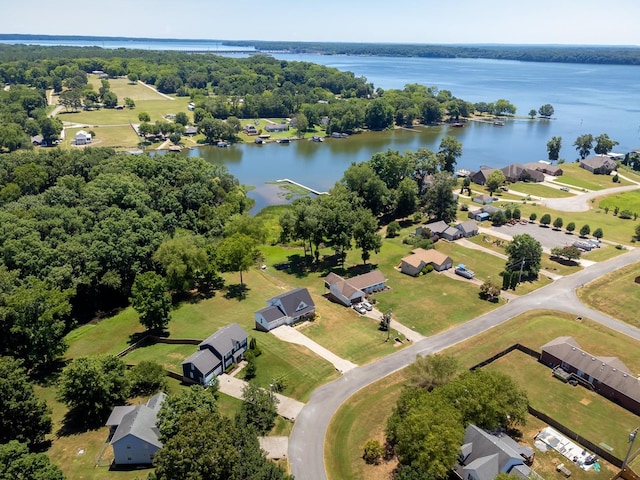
325,310,638,480
582,244,626,262
122,342,195,372
578,262,640,328
599,190,640,215
509,182,574,198
87,76,173,102
62,125,141,150
551,163,625,190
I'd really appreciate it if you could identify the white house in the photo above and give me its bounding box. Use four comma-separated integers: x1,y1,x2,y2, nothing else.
75,130,92,145
255,288,316,331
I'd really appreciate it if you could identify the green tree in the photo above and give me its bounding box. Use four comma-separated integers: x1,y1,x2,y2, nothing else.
362,439,384,465
479,279,501,301
292,112,309,138
365,98,394,130
580,224,591,237
493,99,516,115
395,176,419,217
528,109,537,119
352,208,383,264
39,117,63,145
156,385,219,442
128,360,168,396
547,135,562,161
407,354,459,390
485,170,506,195
174,111,189,126
12,162,48,195
386,220,401,238
553,217,563,229
217,233,257,288
551,246,581,262
239,382,279,435
539,213,551,226
423,172,457,223
59,88,83,112
124,97,135,109
0,356,52,446
504,233,543,278
102,90,118,108
421,97,442,124
573,133,594,159
438,135,463,173
593,227,604,239
529,212,537,222
138,111,150,122
127,72,139,83
566,221,576,233
594,133,619,155
57,355,130,420
0,441,65,480
0,123,28,152
169,131,181,144
130,271,172,331
491,210,506,226
538,103,554,118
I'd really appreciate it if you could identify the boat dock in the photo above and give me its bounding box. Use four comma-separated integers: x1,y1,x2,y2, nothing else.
276,178,328,195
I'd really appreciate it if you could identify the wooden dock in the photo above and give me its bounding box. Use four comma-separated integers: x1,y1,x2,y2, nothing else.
276,178,328,195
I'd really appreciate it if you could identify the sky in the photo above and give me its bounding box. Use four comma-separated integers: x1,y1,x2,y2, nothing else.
4,0,640,46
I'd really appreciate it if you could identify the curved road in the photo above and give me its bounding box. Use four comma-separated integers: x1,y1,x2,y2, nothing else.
289,247,640,480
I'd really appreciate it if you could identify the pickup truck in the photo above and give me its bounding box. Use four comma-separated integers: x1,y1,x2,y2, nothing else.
455,264,475,279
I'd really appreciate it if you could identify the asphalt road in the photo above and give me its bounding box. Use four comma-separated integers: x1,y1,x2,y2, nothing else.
289,246,640,480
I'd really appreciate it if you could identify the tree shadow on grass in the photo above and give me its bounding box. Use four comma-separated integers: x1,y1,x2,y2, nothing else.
58,408,108,437
224,283,250,301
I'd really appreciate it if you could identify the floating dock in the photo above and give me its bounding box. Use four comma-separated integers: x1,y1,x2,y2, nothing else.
276,178,328,195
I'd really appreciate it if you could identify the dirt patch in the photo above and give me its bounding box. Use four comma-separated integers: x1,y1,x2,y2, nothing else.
579,397,592,406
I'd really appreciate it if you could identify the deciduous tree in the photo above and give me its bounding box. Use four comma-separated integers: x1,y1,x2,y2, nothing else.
486,170,506,195
156,385,218,442
547,135,562,161
438,135,462,173
239,382,279,435
217,233,257,288
130,271,172,331
504,233,542,278
573,133,594,159
0,441,65,480
128,360,167,396
594,133,619,155
538,103,554,118
407,354,459,390
352,208,383,264
423,172,457,223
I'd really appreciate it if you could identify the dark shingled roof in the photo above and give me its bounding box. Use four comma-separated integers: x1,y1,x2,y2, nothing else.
256,305,286,323
109,393,167,448
199,323,248,359
181,348,219,375
268,288,315,318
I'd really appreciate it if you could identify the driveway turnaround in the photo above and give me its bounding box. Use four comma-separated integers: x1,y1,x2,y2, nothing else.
258,436,289,459
289,247,640,480
270,325,358,373
542,183,640,212
217,374,305,420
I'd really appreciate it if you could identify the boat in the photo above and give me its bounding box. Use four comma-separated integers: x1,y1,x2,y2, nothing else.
451,122,464,128
254,138,264,144
493,120,505,126
311,135,324,142
217,141,230,147
276,138,290,144
168,145,182,152
259,134,271,139
455,169,471,177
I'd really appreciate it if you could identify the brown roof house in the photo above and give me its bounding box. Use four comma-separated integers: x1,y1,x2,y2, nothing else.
324,270,387,307
540,336,640,415
182,323,248,385
255,288,315,331
105,392,166,465
500,164,545,183
580,155,618,174
524,161,563,176
416,220,462,241
400,248,453,276
470,167,497,186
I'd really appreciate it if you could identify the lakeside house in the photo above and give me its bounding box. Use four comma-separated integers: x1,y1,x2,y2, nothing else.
75,130,92,145
580,155,618,174
540,336,640,416
106,393,166,465
472,194,494,205
416,220,462,241
470,162,551,186
501,164,545,183
524,161,563,176
255,288,316,331
324,270,387,306
264,123,289,133
181,323,248,385
400,248,453,276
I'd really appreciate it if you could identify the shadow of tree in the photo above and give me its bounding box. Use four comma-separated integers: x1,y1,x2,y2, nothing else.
57,408,108,437
224,283,250,301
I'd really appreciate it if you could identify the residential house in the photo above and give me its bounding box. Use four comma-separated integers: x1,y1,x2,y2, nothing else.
455,425,538,480
470,167,497,186
580,155,618,174
75,130,92,145
30,135,44,146
184,126,198,136
243,124,258,135
540,336,640,416
324,270,387,306
181,323,248,385
106,393,166,465
472,194,493,205
501,163,545,183
400,248,453,276
524,161,563,176
264,123,289,133
480,205,503,216
416,220,461,241
469,210,491,222
254,288,316,331
456,220,479,237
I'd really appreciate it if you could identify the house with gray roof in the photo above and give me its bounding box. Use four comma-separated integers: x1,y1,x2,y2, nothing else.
540,336,640,415
264,123,289,133
255,288,315,331
580,155,618,174
416,220,461,241
182,323,248,385
324,270,387,306
455,425,538,480
456,220,479,237
106,392,166,465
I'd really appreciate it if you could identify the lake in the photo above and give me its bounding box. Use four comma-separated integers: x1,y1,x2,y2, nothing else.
188,54,640,212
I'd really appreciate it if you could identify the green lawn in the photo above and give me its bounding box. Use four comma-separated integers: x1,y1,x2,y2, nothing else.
599,190,640,215
122,342,195,372
88,76,173,102
551,163,625,191
62,125,141,150
436,241,504,281
582,244,626,262
578,262,640,328
509,182,574,198
325,310,639,480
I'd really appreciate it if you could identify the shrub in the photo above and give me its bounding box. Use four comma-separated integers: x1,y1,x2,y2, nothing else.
539,213,551,226
619,210,633,219
529,212,537,222
566,222,576,233
593,228,604,239
387,221,400,238
579,224,591,237
415,238,434,250
363,439,384,465
422,264,434,274
460,203,469,212
403,234,417,245
553,217,563,229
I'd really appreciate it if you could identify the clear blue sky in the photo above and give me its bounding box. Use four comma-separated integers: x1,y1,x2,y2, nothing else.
5,0,639,46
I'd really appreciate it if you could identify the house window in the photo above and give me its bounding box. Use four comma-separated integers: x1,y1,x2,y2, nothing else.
126,444,131,449
127,456,132,461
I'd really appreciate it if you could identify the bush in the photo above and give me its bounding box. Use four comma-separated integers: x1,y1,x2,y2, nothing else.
422,264,434,274
363,439,384,465
529,212,537,222
460,203,469,212
386,221,400,238
403,234,417,245
415,238,434,250
128,360,168,396
539,213,551,226
619,210,633,219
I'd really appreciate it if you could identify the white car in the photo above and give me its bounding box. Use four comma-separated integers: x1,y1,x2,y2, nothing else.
353,304,367,314
361,301,373,311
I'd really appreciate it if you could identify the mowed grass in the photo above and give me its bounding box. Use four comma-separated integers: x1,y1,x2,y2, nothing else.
326,310,638,480
509,182,574,198
599,189,640,215
87,76,171,102
578,262,640,327
582,244,626,262
551,163,624,191
62,125,141,150
123,342,195,372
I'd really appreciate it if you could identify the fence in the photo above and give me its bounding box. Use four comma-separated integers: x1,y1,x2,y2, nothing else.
470,343,539,370
116,335,202,358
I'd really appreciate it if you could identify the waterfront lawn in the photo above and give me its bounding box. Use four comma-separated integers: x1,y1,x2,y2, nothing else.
509,182,574,198
88,76,173,102
550,163,625,191
62,125,140,150
325,311,632,480
577,262,640,328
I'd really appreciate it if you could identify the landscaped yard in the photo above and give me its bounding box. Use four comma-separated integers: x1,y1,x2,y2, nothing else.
578,262,640,328
550,163,624,191
62,125,140,150
598,189,640,215
509,182,574,198
325,310,638,480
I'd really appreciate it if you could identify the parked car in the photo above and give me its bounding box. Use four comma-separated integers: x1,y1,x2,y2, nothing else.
455,264,475,279
587,239,601,248
361,301,373,311
353,303,367,314
573,241,593,251
560,187,570,192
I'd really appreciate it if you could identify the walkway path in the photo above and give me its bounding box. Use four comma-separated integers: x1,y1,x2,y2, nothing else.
363,308,426,343
289,246,640,480
217,373,305,420
137,80,175,100
270,325,357,373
